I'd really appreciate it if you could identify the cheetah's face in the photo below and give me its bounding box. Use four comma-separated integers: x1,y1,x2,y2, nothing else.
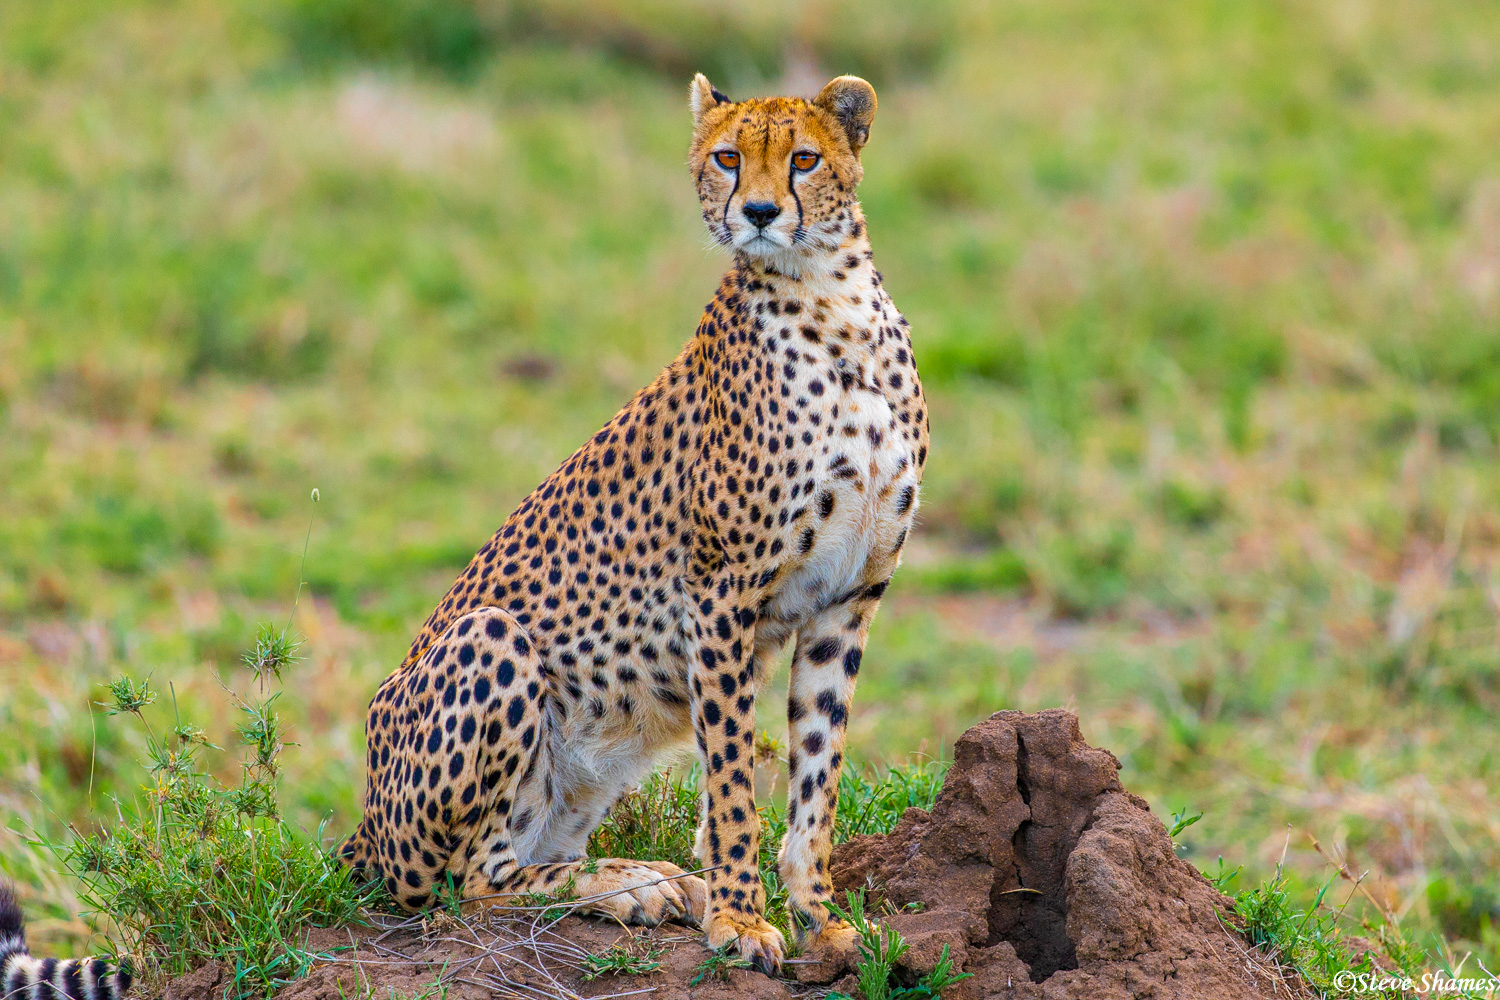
688,74,876,266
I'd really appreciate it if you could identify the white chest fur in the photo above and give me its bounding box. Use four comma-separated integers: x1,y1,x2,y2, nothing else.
756,281,921,634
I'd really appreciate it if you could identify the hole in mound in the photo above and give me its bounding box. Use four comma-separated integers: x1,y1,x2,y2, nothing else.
983,732,1080,982
986,820,1079,980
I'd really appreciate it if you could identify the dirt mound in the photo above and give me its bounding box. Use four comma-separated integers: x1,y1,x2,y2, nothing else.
828,709,1302,998
158,710,1301,1000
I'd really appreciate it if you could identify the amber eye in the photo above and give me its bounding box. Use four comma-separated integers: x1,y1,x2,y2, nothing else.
792,151,820,171
714,150,740,170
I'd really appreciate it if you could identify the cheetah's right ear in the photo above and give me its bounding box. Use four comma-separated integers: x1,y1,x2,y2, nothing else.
690,73,731,129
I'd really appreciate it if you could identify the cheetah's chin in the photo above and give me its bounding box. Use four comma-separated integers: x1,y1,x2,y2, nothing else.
737,232,792,255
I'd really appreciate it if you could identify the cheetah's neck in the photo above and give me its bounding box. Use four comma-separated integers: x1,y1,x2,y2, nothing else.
719,225,897,381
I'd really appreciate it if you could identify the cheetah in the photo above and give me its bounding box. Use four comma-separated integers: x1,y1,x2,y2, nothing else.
339,73,928,974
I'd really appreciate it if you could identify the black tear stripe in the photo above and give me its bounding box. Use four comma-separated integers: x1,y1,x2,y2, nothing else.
721,160,740,242
787,160,805,245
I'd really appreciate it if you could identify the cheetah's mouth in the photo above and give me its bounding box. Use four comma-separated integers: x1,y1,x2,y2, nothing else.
737,231,793,256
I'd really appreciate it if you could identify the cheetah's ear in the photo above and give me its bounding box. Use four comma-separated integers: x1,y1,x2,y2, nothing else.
690,73,731,129
814,75,877,155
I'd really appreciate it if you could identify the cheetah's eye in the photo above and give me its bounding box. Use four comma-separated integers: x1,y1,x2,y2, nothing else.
791,151,820,171
714,150,740,170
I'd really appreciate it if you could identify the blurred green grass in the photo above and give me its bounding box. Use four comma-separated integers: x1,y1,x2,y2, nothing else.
2,0,1499,970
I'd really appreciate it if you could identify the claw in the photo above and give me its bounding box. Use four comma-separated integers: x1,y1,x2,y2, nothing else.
703,911,786,975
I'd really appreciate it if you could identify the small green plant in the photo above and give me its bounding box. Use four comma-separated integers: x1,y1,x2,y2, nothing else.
62,654,377,996
579,940,666,980
511,878,578,923
688,948,754,985
827,890,907,1000
54,492,378,998
825,891,972,1000
429,872,463,920
1204,856,1242,892
909,945,972,999
1169,806,1204,853
1156,478,1228,530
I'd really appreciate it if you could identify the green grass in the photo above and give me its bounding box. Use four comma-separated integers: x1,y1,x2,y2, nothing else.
51,623,378,997
579,940,666,981
1,0,1499,986
824,890,971,1000
589,756,947,941
1213,861,1485,1000
688,948,754,986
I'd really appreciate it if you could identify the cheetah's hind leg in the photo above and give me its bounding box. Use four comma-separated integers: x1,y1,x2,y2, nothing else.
347,606,706,926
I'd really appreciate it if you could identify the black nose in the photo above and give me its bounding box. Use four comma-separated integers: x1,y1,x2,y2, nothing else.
742,201,781,228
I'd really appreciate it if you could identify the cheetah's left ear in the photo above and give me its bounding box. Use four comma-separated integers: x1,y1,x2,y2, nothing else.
690,73,731,130
814,76,877,155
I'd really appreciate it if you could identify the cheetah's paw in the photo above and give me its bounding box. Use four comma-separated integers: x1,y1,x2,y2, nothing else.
797,917,861,976
703,909,786,975
576,860,706,928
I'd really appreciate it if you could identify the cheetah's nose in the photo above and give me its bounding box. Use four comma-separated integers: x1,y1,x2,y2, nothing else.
742,201,781,228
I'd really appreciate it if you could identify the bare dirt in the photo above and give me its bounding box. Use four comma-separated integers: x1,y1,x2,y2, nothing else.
159,710,1304,1000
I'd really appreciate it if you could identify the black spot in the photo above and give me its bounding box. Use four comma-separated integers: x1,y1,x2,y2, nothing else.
806,638,841,664
843,647,862,676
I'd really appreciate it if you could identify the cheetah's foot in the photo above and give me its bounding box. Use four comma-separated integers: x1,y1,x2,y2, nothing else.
575,860,707,928
703,909,786,975
796,917,861,976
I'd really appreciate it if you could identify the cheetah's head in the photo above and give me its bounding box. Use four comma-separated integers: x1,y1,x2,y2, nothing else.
688,74,876,271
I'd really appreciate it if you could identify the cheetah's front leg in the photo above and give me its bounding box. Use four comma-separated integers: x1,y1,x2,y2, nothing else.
688,575,784,973
779,581,886,960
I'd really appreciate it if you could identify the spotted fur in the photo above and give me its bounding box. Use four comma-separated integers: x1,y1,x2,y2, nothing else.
0,885,132,1000
340,73,927,974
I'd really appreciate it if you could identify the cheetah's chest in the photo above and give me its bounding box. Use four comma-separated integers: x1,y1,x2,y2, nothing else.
757,313,921,639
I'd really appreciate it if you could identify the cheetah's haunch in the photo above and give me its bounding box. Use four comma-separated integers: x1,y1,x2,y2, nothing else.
341,73,928,976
